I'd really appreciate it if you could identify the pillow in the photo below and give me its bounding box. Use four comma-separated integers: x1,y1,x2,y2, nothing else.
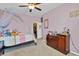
11,31,17,36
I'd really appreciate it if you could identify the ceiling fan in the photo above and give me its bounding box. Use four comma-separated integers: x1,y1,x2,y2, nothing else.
19,3,42,12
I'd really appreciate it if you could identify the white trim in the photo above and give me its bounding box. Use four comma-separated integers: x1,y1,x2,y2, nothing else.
70,51,79,56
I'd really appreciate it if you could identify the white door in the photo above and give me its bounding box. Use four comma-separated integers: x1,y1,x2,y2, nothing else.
37,22,43,39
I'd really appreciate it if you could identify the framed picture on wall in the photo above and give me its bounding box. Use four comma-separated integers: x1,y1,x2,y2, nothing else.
44,19,48,29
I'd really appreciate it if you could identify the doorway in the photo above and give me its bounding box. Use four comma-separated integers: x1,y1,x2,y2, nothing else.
33,23,37,39
33,21,43,39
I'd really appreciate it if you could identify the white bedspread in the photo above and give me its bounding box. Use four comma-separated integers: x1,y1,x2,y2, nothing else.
4,34,34,47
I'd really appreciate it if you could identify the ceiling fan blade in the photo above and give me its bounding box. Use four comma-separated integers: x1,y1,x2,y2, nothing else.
19,5,28,7
28,3,40,5
34,3,41,5
29,9,32,12
35,7,41,11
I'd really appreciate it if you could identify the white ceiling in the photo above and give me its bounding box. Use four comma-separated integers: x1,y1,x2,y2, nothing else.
0,3,62,17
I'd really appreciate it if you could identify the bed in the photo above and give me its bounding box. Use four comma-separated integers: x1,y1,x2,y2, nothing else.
4,33,36,47
0,32,37,55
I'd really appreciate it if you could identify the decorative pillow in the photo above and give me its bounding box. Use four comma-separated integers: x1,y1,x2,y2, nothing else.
11,31,17,36
18,33,26,43
3,30,11,37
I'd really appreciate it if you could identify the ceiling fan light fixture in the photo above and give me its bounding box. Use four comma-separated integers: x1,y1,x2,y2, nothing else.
28,5,35,9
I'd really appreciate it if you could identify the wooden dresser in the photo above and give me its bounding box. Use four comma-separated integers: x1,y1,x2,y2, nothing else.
46,34,70,54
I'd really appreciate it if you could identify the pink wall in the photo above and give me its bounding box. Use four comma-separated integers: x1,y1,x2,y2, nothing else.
43,3,79,54
6,13,40,34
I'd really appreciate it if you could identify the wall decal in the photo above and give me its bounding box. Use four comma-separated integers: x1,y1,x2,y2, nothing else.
0,11,12,28
5,8,24,23
69,10,79,17
44,19,48,29
0,9,24,32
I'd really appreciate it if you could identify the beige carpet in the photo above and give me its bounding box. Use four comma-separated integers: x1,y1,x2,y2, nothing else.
2,39,76,56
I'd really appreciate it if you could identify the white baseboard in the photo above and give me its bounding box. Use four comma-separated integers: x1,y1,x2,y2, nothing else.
70,51,79,56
